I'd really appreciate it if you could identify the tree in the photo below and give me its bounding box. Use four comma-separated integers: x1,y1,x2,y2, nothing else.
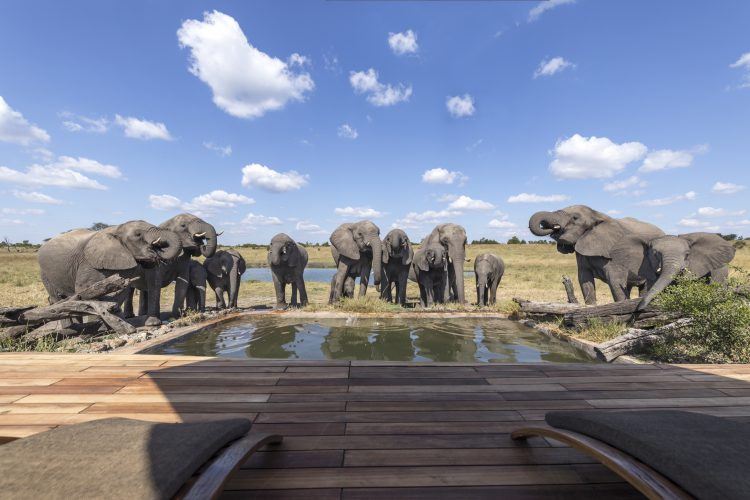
2,237,10,252
721,233,739,241
89,222,110,231
471,237,499,245
507,236,524,245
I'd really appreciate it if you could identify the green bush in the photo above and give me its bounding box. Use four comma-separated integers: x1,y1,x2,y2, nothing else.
649,271,750,363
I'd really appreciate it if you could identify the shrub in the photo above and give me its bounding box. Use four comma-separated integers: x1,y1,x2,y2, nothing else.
648,271,750,363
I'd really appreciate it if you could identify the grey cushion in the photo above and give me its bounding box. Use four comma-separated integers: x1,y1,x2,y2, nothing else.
0,417,251,500
546,410,750,500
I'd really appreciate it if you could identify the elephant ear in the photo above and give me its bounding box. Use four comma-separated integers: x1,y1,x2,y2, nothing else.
205,256,224,278
414,251,429,272
84,232,137,271
575,221,625,259
287,245,300,268
682,233,736,278
237,255,247,275
331,226,359,260
381,240,390,264
402,242,414,266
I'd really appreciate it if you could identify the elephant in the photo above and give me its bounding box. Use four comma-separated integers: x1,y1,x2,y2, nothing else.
38,221,182,321
411,243,448,308
529,205,664,305
328,220,382,303
185,260,207,312
268,233,309,308
204,249,246,309
637,232,736,310
125,213,218,325
474,253,504,306
380,228,413,306
423,224,468,304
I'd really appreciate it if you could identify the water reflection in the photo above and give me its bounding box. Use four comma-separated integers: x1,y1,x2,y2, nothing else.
156,317,595,363
242,267,475,283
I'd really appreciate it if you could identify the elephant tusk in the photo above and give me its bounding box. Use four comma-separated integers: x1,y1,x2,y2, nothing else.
151,237,162,245
448,257,453,264
552,224,561,230
194,232,207,238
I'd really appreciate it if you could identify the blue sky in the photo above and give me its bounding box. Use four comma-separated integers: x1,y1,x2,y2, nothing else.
0,0,748,244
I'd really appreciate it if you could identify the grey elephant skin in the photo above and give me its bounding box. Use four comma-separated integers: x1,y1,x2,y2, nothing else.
185,260,207,312
126,213,218,325
38,221,182,320
328,220,382,303
380,229,413,306
638,232,736,310
529,205,664,304
205,249,246,309
268,233,309,308
474,253,504,306
411,243,448,308
424,224,468,304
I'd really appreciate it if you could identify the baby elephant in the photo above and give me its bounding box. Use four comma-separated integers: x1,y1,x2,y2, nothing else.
185,259,207,312
411,244,448,308
268,233,309,308
474,253,505,306
204,249,246,309
380,228,413,306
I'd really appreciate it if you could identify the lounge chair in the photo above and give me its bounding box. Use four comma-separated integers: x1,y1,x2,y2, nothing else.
512,410,750,500
0,417,282,500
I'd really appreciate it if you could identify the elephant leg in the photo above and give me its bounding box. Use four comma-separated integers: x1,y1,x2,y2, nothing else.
359,262,371,298
490,279,499,306
229,270,240,309
424,277,434,307
291,282,298,307
145,270,162,326
578,263,597,305
186,288,196,310
604,266,629,302
137,289,148,317
710,265,729,283
343,277,356,298
397,272,408,305
330,262,349,303
214,286,226,309
297,277,308,307
272,274,286,309
476,284,482,306
197,286,206,312
172,274,190,318
418,282,428,308
122,287,134,318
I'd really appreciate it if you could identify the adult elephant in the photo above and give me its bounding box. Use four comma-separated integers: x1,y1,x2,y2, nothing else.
268,233,308,308
380,228,413,306
529,205,664,304
328,220,382,304
424,224,467,304
38,221,182,321
205,249,246,309
128,213,218,324
637,232,736,310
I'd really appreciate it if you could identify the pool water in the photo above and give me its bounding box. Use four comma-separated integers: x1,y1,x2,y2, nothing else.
153,317,594,363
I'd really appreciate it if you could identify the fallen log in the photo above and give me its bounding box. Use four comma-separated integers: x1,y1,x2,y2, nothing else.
594,318,693,362
62,274,139,302
562,298,658,328
561,276,578,304
513,298,582,315
20,301,135,335
0,324,30,341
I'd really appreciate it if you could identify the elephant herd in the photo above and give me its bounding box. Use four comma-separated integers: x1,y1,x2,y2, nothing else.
36,204,737,325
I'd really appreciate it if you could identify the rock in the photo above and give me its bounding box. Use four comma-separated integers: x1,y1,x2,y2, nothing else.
104,338,126,349
88,342,108,353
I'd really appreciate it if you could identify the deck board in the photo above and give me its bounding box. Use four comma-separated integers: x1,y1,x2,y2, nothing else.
0,353,749,498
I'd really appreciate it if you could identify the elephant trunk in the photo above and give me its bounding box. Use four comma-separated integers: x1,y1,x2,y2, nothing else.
270,245,282,267
448,244,466,304
477,281,486,306
529,211,562,237
638,255,685,310
229,266,240,308
193,222,217,258
197,286,206,312
147,227,181,261
370,237,382,287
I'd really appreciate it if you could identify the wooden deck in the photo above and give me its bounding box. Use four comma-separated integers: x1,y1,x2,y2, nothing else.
2,354,750,499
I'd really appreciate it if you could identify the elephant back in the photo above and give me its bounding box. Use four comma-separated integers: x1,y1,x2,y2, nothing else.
38,229,97,300
619,217,664,242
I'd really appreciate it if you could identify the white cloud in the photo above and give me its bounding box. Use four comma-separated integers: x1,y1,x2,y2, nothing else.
149,194,183,211
0,218,23,226
507,192,570,203
730,52,750,89
388,30,418,55
241,163,308,192
350,68,412,107
725,219,750,227
639,145,707,173
12,190,63,205
637,191,697,207
447,195,494,211
115,115,172,141
678,218,719,231
549,134,647,179
395,209,463,228
203,141,232,157
603,176,647,192
1,207,44,216
488,219,516,229
334,206,384,218
59,111,108,133
337,124,358,140
421,167,467,185
533,57,575,78
712,181,745,195
0,157,112,190
0,96,50,145
242,212,283,226
288,53,310,67
528,0,576,22
446,94,475,118
697,207,746,217
296,220,327,234
178,11,314,119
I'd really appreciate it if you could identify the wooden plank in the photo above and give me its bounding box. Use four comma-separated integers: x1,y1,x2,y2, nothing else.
15,393,270,404
268,434,550,451
349,384,565,393
487,375,689,385
344,448,595,467
0,412,258,426
242,450,344,469
0,385,123,395
270,392,506,403
84,402,346,414
345,422,527,435
248,423,347,436
117,383,349,395
341,484,641,500
0,425,55,438
222,489,342,500
587,396,750,409
0,404,90,414
344,400,592,412
0,378,61,386
255,410,523,424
